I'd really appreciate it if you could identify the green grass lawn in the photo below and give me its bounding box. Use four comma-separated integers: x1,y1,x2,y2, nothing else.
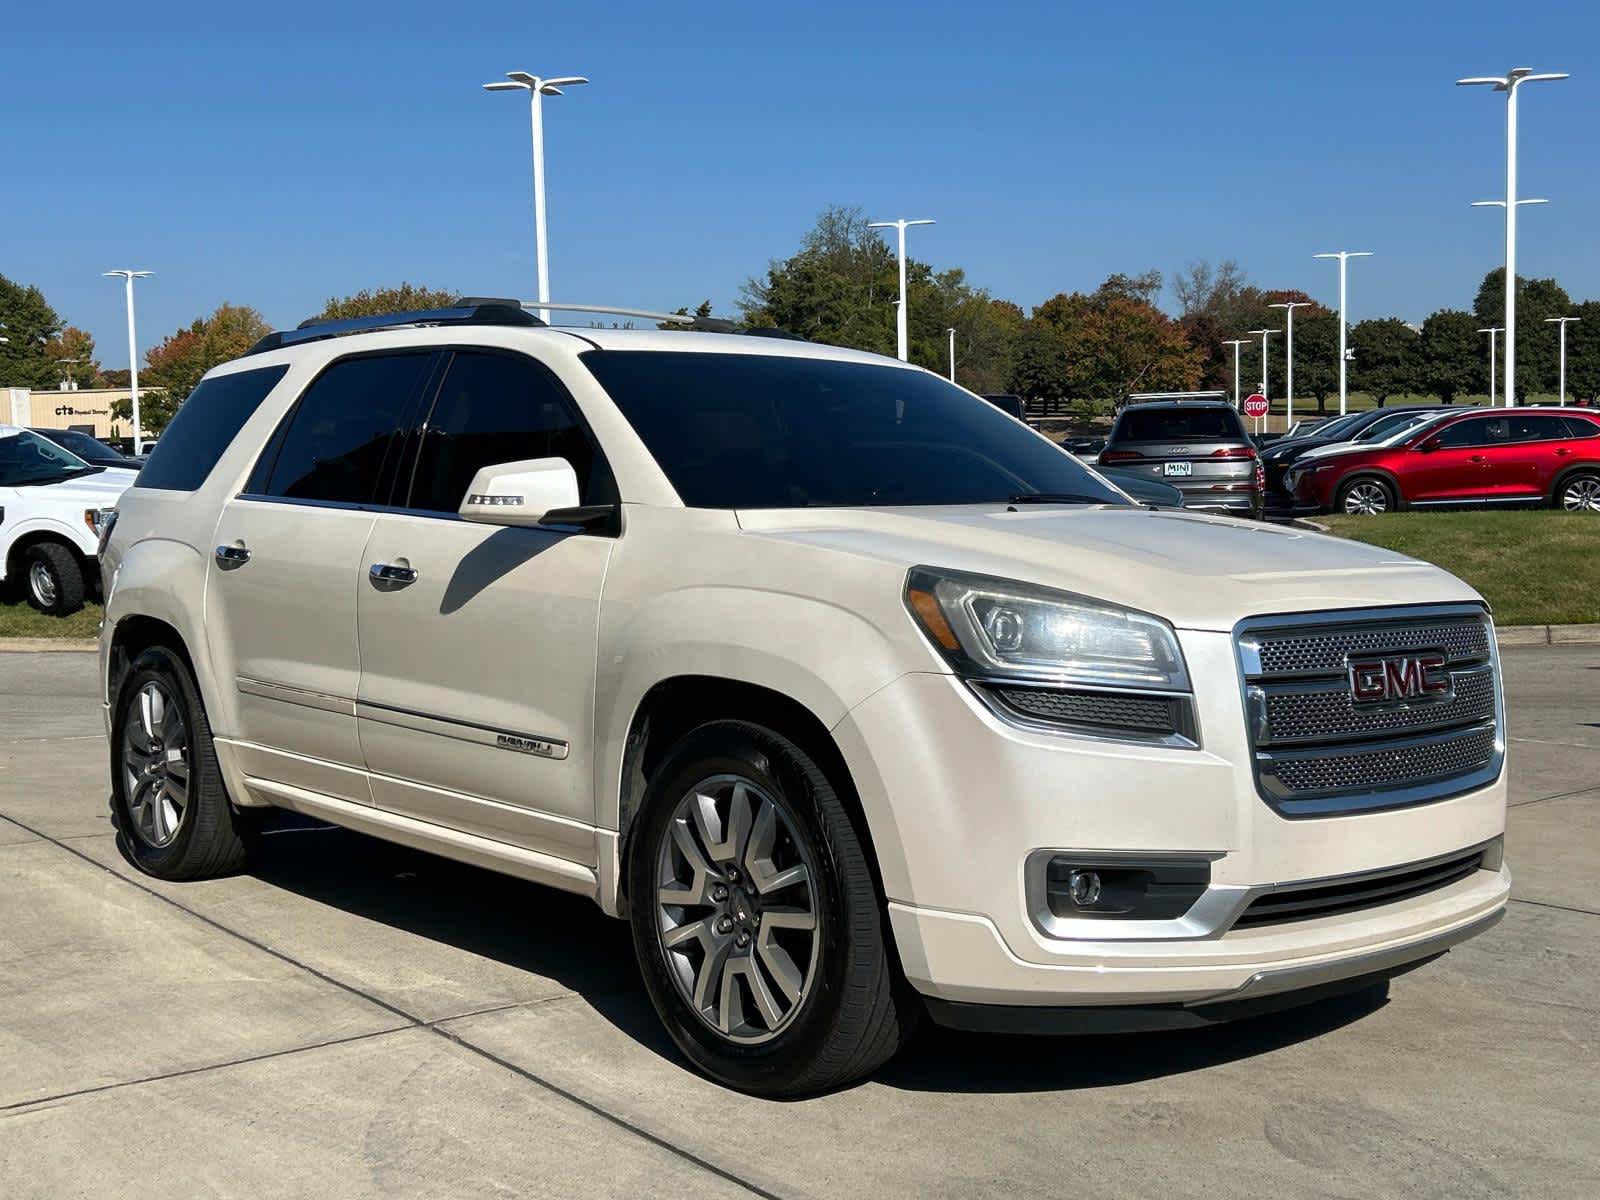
1320,510,1600,626
0,597,103,640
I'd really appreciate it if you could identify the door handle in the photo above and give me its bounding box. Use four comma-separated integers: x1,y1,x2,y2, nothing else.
369,562,418,587
1469,455,1486,463
214,544,251,568
1556,448,1573,457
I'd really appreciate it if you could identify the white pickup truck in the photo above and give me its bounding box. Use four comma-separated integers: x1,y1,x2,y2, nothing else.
97,303,1509,1097
1,425,132,613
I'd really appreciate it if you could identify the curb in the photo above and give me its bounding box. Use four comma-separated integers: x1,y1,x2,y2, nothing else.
1496,624,1600,647
0,638,98,653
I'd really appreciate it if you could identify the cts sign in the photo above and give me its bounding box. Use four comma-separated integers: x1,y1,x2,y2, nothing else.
1243,394,1269,419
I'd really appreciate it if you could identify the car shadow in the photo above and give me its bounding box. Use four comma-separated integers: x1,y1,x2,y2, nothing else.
246,810,1392,1097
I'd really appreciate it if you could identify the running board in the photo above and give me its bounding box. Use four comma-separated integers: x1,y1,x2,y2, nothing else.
243,775,598,900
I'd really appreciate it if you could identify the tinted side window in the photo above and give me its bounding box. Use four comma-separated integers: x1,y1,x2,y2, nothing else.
1508,415,1571,442
136,365,288,491
1434,417,1508,448
1562,416,1600,439
261,353,434,504
404,350,605,513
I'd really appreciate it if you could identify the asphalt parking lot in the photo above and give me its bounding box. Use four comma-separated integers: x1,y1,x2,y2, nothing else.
1,648,1596,1198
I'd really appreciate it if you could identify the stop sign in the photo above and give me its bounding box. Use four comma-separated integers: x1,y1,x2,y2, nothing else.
1244,394,1269,419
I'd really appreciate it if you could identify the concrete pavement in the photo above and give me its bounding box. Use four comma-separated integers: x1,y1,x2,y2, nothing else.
1,647,1596,1198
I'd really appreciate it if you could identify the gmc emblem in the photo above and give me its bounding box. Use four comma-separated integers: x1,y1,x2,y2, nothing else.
1347,652,1452,706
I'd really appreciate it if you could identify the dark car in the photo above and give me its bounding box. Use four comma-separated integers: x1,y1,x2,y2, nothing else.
30,428,139,469
1096,466,1184,507
1260,405,1447,514
1097,398,1260,514
1286,408,1600,515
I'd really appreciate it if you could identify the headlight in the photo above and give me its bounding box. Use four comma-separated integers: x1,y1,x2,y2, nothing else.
905,567,1197,746
88,508,118,557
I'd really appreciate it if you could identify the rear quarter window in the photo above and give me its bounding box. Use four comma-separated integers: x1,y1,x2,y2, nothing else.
136,365,289,491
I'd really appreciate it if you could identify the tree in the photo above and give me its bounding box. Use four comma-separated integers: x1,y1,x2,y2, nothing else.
112,304,272,432
1171,259,1276,391
1417,309,1483,404
48,327,101,390
1565,300,1600,404
657,300,715,331
1352,318,1420,407
318,283,462,320
1019,279,1202,403
1472,268,1572,400
1289,312,1342,413
0,272,66,389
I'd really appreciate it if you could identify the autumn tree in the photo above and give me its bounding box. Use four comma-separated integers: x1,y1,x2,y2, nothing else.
112,304,272,432
47,327,101,389
1019,278,1202,403
318,283,463,320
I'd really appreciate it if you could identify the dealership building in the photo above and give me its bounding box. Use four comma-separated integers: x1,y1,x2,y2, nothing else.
2,385,153,440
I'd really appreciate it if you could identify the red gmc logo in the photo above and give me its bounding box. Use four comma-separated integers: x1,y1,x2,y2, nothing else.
1348,652,1451,706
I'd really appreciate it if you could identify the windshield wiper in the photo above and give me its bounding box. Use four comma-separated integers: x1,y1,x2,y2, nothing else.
1005,492,1108,506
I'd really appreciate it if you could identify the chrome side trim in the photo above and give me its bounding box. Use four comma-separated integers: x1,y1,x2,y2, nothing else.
355,699,570,761
1190,906,1504,1007
236,676,355,716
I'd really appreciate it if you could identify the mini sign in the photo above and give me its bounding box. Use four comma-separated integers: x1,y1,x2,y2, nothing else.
1243,394,1269,419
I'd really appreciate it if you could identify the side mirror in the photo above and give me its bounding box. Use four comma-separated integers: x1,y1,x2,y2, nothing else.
1417,436,1441,454
458,457,580,527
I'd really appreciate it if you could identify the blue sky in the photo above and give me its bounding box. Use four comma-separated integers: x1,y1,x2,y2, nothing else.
4,0,1597,368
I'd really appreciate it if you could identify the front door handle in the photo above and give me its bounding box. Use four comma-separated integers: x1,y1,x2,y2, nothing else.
214,544,251,568
369,562,418,587
1469,454,1487,464
1555,448,1574,457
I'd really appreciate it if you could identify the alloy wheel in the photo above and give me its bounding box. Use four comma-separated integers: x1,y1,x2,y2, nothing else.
28,561,57,608
655,773,820,1044
1342,481,1390,515
1562,477,1600,513
121,681,191,848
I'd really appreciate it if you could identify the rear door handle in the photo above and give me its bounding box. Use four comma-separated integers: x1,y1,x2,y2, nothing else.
369,562,418,587
214,544,251,567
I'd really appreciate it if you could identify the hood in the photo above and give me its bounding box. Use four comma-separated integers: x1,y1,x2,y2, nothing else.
17,468,137,504
1296,441,1381,463
736,504,1478,632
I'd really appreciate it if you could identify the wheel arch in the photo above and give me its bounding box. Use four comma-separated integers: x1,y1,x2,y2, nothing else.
4,527,92,583
1550,462,1600,506
1333,467,1404,511
102,539,225,728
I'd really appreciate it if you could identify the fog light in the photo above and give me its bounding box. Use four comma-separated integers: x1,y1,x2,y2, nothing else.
1066,870,1102,907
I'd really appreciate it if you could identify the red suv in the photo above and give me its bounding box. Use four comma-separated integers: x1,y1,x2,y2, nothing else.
1285,408,1600,515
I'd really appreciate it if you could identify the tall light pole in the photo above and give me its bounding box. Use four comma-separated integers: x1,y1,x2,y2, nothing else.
1458,67,1568,408
868,218,934,361
483,70,589,324
1314,251,1372,416
947,327,956,382
1546,316,1580,406
1222,339,1248,408
1248,328,1279,405
1269,301,1310,432
1479,326,1502,405
104,270,152,454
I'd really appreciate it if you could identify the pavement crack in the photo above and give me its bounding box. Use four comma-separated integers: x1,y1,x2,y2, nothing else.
1509,895,1600,919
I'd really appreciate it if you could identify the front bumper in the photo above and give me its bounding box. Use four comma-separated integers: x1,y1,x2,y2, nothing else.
832,643,1509,1012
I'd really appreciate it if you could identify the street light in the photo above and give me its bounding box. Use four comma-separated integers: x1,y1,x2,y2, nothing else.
1269,301,1311,432
1247,328,1279,409
1313,251,1373,416
1458,66,1568,408
1479,326,1503,405
1222,339,1249,408
1546,316,1580,406
103,270,153,454
483,70,589,324
947,327,956,383
867,218,934,361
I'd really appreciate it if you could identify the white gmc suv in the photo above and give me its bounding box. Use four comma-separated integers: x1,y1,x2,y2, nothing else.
98,302,1510,1096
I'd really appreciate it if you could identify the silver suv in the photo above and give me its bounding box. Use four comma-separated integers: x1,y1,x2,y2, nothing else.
1098,396,1262,515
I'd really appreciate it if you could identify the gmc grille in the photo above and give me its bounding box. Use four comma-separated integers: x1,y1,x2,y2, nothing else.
1236,606,1502,816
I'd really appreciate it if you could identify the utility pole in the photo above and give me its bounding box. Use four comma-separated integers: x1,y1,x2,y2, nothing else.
103,270,153,454
1546,316,1580,406
1248,328,1280,403
1222,339,1248,408
1479,326,1502,405
1269,301,1310,432
947,327,956,382
867,218,934,361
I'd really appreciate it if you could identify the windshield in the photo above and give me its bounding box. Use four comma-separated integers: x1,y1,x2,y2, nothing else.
1310,412,1365,441
0,430,96,487
1115,407,1245,442
582,351,1127,508
1354,412,1432,443
46,430,113,458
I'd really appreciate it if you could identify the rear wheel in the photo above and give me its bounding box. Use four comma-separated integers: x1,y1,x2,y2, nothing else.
110,646,254,880
22,542,86,615
1336,476,1395,516
1556,472,1600,513
628,721,915,1097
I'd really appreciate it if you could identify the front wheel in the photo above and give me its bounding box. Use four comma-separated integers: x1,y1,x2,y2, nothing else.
1556,472,1600,513
627,721,915,1097
1336,476,1395,516
23,542,87,615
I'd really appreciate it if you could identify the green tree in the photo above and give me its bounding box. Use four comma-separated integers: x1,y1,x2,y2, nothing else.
1565,300,1600,403
0,272,66,389
1352,318,1420,407
1417,309,1483,404
1290,312,1342,413
112,303,272,432
657,300,716,331
318,283,462,320
47,327,101,390
1472,268,1572,400
1020,278,1202,403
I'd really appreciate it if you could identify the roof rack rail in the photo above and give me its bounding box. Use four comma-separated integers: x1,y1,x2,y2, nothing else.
244,298,542,356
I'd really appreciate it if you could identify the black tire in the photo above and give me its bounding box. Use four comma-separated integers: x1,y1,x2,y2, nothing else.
627,720,916,1097
22,542,86,616
1552,470,1600,514
110,646,255,880
1334,475,1396,516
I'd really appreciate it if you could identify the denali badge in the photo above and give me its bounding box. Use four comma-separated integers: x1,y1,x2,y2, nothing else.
1347,651,1451,706
496,733,563,758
